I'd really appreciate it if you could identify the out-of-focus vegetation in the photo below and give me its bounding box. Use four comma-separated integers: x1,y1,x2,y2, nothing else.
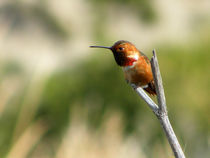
0,0,209,158
90,0,156,22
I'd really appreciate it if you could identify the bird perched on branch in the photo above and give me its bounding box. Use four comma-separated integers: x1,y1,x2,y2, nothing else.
90,40,156,95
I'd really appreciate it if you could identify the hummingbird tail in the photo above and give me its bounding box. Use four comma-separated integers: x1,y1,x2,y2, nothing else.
143,81,156,95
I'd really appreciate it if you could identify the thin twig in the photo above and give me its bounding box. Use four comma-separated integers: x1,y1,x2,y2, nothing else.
131,84,159,115
130,50,185,158
151,50,167,115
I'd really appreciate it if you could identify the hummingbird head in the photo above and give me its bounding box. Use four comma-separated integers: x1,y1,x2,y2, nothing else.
90,40,140,66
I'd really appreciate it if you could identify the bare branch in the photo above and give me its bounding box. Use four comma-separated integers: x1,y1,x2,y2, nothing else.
151,50,167,114
159,115,185,158
131,84,159,114
130,50,185,158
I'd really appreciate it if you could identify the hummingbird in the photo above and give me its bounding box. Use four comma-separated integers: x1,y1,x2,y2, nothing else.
90,40,156,95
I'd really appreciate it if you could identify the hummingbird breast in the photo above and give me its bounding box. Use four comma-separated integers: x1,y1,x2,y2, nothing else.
123,56,153,86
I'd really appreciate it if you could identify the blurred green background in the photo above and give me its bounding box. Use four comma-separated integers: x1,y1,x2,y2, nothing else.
0,0,209,158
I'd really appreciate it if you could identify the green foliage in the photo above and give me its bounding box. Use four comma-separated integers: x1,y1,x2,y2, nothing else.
38,55,149,136
0,43,209,157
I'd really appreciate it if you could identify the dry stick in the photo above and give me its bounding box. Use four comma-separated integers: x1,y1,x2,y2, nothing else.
131,50,185,158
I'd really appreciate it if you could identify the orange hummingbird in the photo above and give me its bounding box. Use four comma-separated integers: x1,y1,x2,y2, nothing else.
90,40,156,95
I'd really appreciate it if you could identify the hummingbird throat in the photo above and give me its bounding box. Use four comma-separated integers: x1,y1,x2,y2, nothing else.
123,54,139,66
123,57,137,66
113,52,139,66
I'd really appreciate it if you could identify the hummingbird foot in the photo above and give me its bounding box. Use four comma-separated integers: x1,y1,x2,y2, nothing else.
130,83,138,90
141,85,149,89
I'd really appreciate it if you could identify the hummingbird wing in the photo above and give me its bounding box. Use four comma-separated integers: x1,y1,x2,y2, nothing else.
143,81,156,95
138,50,151,64
138,50,156,95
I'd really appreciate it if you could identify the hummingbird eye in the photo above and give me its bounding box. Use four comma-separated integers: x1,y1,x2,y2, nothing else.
118,47,124,51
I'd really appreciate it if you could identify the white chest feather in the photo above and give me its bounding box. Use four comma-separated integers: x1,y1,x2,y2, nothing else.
122,54,139,72
122,62,137,71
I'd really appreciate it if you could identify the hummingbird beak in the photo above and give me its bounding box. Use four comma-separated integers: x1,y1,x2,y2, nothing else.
89,46,111,49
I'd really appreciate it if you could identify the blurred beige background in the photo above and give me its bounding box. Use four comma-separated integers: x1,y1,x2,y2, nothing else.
0,0,209,158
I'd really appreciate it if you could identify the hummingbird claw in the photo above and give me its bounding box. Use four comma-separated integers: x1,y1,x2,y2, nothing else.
130,83,137,90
